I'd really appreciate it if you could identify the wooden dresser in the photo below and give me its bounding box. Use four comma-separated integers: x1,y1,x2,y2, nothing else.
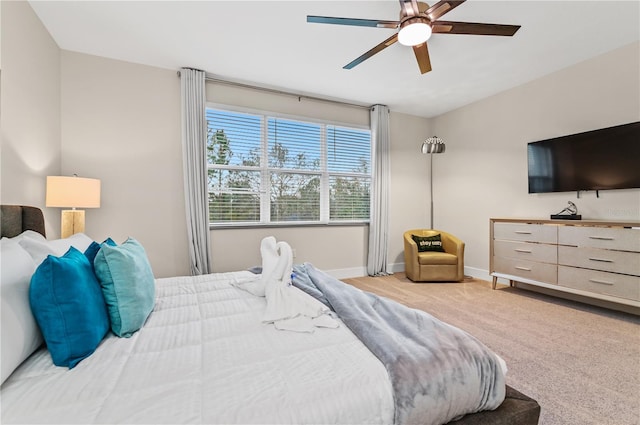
490,218,640,308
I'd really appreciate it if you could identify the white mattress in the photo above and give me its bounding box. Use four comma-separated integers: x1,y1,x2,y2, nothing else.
1,271,394,424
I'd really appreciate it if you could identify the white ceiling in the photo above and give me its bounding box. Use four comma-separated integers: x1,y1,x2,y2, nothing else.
29,0,640,118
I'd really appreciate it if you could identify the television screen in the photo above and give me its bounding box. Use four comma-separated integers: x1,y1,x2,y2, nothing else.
528,121,640,194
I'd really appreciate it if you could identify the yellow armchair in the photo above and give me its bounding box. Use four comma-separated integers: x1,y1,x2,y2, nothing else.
403,229,465,282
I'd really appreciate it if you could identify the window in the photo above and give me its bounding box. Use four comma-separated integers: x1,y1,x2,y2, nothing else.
206,107,371,226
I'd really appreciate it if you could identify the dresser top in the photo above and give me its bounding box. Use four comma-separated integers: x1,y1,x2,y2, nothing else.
490,218,640,228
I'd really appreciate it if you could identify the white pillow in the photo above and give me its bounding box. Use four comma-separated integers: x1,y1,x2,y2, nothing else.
10,230,46,243
18,233,93,266
0,238,42,384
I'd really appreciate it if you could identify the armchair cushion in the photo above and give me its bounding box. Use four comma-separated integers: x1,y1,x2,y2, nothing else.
418,251,458,265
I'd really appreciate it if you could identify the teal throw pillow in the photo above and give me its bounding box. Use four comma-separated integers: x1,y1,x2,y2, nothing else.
412,234,445,252
94,238,155,337
29,247,110,368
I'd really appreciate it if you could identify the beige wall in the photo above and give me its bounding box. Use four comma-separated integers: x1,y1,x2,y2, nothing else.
388,112,432,267
207,83,370,126
0,0,189,277
60,52,189,278
0,1,61,235
205,83,426,277
3,2,638,280
211,226,368,276
431,41,640,280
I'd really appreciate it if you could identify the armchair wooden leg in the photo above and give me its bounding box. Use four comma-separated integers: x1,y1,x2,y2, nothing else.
492,276,497,290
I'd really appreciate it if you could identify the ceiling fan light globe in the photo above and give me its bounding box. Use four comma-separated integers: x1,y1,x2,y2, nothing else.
398,21,432,46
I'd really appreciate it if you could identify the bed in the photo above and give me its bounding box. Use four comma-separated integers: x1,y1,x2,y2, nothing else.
0,205,540,424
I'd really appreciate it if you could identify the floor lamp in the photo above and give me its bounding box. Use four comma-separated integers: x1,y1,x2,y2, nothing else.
46,175,101,238
421,136,446,229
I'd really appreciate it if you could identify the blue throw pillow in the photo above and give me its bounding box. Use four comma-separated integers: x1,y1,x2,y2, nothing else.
94,238,155,337
84,237,117,265
29,247,110,368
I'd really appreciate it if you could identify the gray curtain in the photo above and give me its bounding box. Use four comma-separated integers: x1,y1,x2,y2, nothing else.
367,104,392,276
180,68,212,275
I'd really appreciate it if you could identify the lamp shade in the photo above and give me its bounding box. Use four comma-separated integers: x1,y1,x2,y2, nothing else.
421,136,446,154
46,176,101,208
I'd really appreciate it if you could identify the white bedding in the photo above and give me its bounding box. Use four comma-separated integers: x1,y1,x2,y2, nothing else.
1,271,394,424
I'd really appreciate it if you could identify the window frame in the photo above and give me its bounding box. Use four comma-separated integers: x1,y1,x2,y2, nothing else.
206,103,372,229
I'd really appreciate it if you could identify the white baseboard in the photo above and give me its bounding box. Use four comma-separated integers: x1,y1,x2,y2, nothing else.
388,262,405,274
463,266,492,282
325,262,405,279
325,263,495,282
324,266,368,280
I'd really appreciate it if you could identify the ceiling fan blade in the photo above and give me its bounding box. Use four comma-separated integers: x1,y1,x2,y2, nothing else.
399,0,421,17
425,1,466,21
432,21,521,36
412,42,432,74
344,33,399,70
307,15,398,29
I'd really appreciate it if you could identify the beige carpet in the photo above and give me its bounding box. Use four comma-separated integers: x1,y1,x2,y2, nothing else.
342,273,640,425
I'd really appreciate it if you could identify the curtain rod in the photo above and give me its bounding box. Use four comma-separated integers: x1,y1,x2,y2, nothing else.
177,70,372,111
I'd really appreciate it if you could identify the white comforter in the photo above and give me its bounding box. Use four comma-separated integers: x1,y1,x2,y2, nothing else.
1,271,394,424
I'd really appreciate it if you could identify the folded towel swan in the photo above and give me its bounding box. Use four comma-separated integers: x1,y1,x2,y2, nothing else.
233,236,338,332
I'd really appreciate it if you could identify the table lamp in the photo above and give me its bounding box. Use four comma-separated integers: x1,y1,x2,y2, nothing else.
46,175,101,238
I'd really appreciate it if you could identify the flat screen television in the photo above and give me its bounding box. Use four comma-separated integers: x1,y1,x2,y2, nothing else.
527,121,640,194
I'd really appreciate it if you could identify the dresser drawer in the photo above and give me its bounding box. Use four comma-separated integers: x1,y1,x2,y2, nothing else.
494,223,557,243
558,265,640,301
493,256,558,284
558,225,640,252
558,246,640,276
493,240,557,263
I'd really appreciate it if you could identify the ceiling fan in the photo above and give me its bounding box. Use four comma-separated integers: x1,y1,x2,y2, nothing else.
307,0,521,74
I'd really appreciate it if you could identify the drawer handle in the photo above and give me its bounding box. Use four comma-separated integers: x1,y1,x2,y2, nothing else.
589,236,614,241
588,278,614,286
515,266,531,272
515,231,532,235
588,257,614,263
514,249,532,253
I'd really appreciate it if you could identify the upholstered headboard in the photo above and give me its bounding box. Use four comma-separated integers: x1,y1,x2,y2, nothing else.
0,205,46,238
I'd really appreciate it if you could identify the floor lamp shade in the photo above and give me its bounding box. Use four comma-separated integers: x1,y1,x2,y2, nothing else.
421,136,446,154
46,176,101,238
